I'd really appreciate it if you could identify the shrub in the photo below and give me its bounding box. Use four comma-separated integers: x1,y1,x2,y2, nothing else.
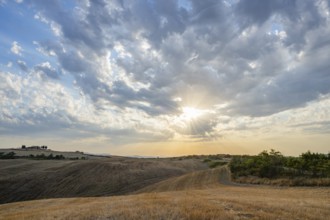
229,150,330,180
208,161,227,168
0,152,16,159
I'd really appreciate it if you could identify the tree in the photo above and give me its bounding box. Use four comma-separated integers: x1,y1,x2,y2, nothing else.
0,152,16,159
256,149,285,178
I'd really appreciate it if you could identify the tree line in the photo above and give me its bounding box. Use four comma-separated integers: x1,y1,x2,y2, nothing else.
0,152,86,160
229,149,330,179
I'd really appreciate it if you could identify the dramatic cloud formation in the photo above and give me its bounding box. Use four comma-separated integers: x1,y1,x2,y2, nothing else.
0,0,329,155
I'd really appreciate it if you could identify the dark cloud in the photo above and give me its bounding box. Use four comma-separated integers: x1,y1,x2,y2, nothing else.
190,0,224,24
188,117,218,140
17,60,28,72
227,31,330,117
236,0,297,25
34,62,60,79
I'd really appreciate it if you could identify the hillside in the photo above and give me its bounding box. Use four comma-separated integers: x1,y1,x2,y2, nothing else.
1,153,329,219
0,167,329,220
137,166,232,193
0,148,101,159
0,157,207,204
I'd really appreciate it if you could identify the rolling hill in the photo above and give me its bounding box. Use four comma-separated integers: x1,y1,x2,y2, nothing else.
0,166,329,220
0,154,329,219
136,166,232,193
0,156,207,204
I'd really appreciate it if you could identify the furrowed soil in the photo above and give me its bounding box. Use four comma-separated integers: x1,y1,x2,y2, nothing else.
0,157,207,204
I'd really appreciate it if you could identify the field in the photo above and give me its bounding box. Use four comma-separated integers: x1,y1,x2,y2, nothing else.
0,153,329,219
0,155,207,204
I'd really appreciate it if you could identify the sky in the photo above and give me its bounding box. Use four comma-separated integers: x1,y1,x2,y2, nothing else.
0,0,330,156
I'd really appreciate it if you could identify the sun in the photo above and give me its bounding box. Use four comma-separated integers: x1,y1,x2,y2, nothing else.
181,107,204,121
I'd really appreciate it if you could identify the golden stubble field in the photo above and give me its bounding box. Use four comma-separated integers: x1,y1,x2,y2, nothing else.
0,167,329,220
0,186,329,220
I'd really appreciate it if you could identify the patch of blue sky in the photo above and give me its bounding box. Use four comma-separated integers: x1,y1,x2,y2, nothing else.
0,1,58,73
271,22,284,33
178,0,192,11
60,70,76,90
61,0,76,11
224,0,239,7
268,14,285,34
110,49,119,60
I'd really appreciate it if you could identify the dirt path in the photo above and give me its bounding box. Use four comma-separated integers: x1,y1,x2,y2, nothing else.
136,166,235,193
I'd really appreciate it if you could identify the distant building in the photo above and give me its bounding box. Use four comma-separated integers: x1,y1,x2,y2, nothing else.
21,145,48,150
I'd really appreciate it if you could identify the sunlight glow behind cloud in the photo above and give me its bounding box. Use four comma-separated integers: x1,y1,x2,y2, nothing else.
0,0,330,156
181,107,205,121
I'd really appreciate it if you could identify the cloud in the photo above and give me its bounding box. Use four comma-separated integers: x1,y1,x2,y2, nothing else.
0,69,174,145
17,60,28,72
11,41,23,56
28,0,330,118
1,0,330,147
235,0,298,25
171,112,219,141
34,62,60,79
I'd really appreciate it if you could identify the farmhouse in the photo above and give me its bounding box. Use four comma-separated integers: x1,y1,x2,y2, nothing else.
21,145,48,150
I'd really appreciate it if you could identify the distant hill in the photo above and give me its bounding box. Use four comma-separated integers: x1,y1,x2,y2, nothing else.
0,148,104,160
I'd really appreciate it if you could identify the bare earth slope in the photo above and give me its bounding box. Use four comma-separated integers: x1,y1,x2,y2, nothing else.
0,166,329,220
0,157,207,204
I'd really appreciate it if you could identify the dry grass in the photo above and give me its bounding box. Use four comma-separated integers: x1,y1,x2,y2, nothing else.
1,154,329,220
0,166,329,220
233,176,330,186
0,186,329,220
136,166,232,193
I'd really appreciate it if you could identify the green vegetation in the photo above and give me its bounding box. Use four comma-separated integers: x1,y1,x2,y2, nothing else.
202,158,228,168
229,149,330,185
174,154,231,160
0,152,16,159
0,151,88,160
28,153,65,160
208,161,227,168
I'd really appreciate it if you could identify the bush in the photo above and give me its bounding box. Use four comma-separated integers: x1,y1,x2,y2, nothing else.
0,152,16,159
28,153,65,160
229,150,330,179
208,161,227,168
